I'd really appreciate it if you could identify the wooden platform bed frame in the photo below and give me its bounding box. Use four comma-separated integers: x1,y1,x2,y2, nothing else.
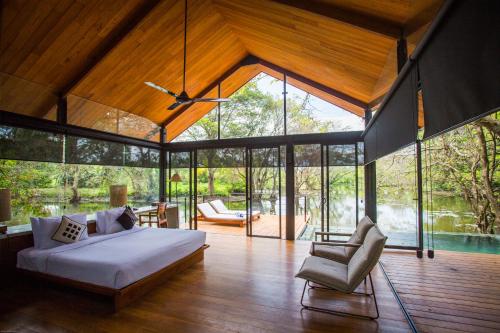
15,221,209,311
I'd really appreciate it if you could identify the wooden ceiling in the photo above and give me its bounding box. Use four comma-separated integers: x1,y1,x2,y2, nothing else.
0,0,442,141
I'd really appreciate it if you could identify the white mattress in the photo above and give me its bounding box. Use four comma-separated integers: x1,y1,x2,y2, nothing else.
17,227,206,289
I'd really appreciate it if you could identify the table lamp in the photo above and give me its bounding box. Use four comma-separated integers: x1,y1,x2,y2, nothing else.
0,188,11,233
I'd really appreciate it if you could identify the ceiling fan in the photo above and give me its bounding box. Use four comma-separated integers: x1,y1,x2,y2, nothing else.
145,0,229,110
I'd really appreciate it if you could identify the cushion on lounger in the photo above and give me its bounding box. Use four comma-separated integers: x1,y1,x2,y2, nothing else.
51,215,87,244
209,200,228,213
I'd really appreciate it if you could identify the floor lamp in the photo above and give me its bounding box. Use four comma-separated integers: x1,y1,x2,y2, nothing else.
170,173,182,204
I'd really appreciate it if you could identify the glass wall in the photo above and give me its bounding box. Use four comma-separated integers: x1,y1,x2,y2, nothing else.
422,111,499,253
173,71,365,142
0,125,160,227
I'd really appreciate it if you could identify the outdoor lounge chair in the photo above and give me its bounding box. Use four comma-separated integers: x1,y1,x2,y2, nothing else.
197,202,246,227
310,216,375,264
296,225,387,319
209,199,261,220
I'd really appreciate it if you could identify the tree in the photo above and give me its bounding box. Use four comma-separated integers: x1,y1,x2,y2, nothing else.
430,114,499,234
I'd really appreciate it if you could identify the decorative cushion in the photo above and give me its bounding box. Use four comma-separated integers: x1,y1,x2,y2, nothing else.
36,214,87,249
51,216,87,244
116,206,137,230
96,207,126,234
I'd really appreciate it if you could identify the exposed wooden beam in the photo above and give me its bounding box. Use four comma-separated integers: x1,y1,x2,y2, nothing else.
162,54,260,126
270,0,402,39
257,58,368,110
39,0,163,118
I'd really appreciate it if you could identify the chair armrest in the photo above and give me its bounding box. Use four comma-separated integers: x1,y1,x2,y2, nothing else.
312,242,361,254
315,231,353,237
314,231,353,241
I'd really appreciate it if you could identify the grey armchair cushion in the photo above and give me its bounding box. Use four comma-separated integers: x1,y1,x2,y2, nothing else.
345,216,375,257
295,256,349,292
347,225,387,291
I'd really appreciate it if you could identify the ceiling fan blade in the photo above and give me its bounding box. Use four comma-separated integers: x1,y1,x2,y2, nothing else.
167,100,192,110
191,98,231,103
145,82,179,98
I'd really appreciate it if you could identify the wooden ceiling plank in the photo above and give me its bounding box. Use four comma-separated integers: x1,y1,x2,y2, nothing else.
57,0,163,99
270,0,402,39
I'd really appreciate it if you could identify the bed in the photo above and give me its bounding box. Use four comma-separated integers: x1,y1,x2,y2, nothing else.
17,225,207,310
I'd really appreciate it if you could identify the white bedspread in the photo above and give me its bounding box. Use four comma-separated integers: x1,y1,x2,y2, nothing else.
17,227,206,289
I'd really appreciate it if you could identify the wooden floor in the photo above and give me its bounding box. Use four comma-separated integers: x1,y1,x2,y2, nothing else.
381,250,500,333
198,214,308,239
0,234,410,333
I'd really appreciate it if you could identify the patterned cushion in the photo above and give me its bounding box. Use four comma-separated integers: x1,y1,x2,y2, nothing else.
51,216,87,244
116,206,137,230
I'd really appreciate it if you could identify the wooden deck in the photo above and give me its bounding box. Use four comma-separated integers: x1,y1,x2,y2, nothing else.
381,250,500,333
197,214,308,239
0,234,410,333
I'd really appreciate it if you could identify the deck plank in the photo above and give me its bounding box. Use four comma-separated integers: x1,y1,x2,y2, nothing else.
381,250,500,333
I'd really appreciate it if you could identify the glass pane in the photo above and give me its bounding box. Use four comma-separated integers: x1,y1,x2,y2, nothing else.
0,160,65,229
249,147,284,238
173,107,218,142
327,165,357,235
286,83,364,135
376,145,418,247
67,95,160,142
423,111,500,254
220,73,284,139
295,144,322,240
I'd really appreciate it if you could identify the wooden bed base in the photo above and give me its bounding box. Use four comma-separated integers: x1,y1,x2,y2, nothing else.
18,244,209,311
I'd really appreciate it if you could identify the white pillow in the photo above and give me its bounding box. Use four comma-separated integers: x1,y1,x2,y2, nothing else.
30,217,40,248
36,214,87,249
104,207,127,234
95,211,107,234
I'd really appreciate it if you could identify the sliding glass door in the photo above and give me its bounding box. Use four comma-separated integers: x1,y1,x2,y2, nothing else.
320,144,359,241
246,146,285,238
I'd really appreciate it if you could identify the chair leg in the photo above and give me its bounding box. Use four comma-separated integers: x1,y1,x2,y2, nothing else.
300,273,379,320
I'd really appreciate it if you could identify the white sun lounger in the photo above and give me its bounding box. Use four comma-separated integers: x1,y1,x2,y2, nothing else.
209,200,261,220
197,203,246,227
